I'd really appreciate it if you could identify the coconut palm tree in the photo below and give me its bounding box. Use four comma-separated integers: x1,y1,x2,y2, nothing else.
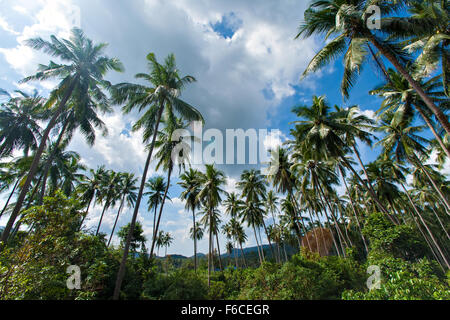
370,68,450,158
179,168,202,271
149,117,191,259
95,170,122,236
265,190,281,262
290,95,390,216
376,111,450,213
389,0,450,94
296,0,450,133
197,164,226,286
112,53,203,299
108,173,138,247
1,28,123,246
144,176,168,244
238,169,276,260
78,166,107,231
37,91,112,205
223,192,244,219
189,222,204,262
0,90,46,158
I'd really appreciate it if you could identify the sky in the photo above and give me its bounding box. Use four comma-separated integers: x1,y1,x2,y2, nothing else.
0,0,447,256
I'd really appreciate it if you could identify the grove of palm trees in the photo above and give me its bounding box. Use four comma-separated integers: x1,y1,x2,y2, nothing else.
0,0,449,301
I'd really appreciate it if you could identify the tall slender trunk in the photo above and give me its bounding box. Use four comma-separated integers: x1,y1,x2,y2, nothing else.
38,118,71,205
239,243,247,268
261,219,276,261
208,209,212,287
430,206,450,241
108,195,126,247
269,210,282,263
78,194,94,232
0,179,20,218
339,165,368,253
113,100,165,300
95,201,109,236
410,153,450,214
416,106,450,159
215,232,223,271
150,166,172,258
234,241,239,268
0,78,77,249
314,173,348,254
352,145,376,192
399,180,449,269
253,225,263,265
367,33,450,134
192,208,197,272
341,156,395,222
291,196,312,251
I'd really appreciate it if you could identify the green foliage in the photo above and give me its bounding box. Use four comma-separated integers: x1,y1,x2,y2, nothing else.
237,253,366,300
0,192,116,299
142,269,208,300
363,212,430,261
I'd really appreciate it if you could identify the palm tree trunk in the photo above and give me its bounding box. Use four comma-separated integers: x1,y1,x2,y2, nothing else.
234,241,239,268
410,153,450,214
108,195,125,247
150,166,172,258
0,179,20,218
95,202,109,236
338,165,369,253
341,156,395,222
239,243,247,268
261,219,276,260
429,206,450,241
192,208,197,272
415,106,450,159
0,78,78,249
152,200,158,243
399,180,449,269
113,100,165,300
291,196,312,251
253,225,263,265
208,209,212,287
215,232,223,271
367,33,450,134
38,118,71,205
314,174,348,253
78,194,94,232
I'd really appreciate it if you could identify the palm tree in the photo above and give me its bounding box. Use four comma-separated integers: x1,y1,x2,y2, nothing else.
240,200,267,265
370,68,450,158
197,164,226,286
266,190,281,262
108,173,138,247
149,118,191,259
297,0,450,133
290,95,390,217
78,166,107,230
390,0,450,94
0,90,46,158
189,222,204,263
179,168,202,271
95,170,122,236
223,192,244,219
112,53,203,299
238,169,276,260
1,28,123,246
376,112,450,213
144,176,168,244
37,90,112,205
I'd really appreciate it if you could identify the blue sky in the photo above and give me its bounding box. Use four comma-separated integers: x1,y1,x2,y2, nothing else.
0,0,446,256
